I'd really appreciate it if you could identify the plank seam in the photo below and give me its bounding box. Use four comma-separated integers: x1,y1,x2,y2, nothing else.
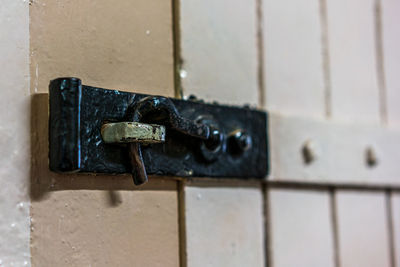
319,0,332,118
386,191,396,267
374,0,388,125
256,0,266,108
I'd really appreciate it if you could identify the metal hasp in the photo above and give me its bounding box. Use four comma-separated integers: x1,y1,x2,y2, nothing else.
49,77,269,185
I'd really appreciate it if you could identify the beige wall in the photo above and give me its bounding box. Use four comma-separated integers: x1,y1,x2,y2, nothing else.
0,0,30,266
1,0,400,266
29,0,180,266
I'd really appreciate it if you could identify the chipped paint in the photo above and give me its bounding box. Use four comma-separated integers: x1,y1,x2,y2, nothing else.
101,122,166,144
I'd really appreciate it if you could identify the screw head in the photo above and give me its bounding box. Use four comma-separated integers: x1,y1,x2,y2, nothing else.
199,128,224,162
236,131,252,151
228,130,252,154
366,147,378,167
302,140,318,164
197,117,225,162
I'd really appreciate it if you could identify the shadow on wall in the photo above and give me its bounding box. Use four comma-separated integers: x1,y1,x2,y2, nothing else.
30,93,177,203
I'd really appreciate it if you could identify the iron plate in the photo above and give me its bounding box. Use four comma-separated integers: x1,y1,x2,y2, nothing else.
49,77,269,179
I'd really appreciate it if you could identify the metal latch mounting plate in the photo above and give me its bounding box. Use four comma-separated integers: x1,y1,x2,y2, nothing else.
49,77,269,181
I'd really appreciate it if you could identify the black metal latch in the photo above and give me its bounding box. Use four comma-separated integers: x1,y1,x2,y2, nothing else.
49,77,269,185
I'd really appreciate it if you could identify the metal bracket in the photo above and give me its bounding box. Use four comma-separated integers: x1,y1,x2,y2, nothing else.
49,77,269,184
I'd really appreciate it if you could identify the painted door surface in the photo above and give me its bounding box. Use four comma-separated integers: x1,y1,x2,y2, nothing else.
1,0,400,266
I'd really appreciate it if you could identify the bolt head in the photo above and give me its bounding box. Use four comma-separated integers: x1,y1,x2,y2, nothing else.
235,131,252,151
366,147,378,167
302,140,318,164
228,130,252,154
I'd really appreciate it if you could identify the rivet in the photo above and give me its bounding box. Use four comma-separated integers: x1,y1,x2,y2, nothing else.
302,140,317,164
366,147,378,167
228,130,252,155
233,131,252,152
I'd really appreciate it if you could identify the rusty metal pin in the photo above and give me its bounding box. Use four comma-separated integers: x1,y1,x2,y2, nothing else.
129,143,148,185
101,122,166,185
127,96,214,185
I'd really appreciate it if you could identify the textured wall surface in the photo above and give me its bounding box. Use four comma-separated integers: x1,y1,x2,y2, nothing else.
31,187,179,267
29,0,179,266
30,0,174,96
0,0,30,266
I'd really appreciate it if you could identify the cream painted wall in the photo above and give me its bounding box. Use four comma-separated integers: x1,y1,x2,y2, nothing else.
29,0,180,266
0,0,30,266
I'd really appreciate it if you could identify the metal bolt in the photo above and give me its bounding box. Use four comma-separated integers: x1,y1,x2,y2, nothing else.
236,132,252,151
188,94,197,101
366,147,378,167
200,128,225,162
197,117,225,162
229,130,252,154
302,140,317,164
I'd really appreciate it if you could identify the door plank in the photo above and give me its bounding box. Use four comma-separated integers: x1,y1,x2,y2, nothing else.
336,191,391,267
183,183,265,267
178,1,265,265
268,189,335,267
263,0,325,118
178,0,259,105
382,0,400,128
326,0,381,123
391,193,400,267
